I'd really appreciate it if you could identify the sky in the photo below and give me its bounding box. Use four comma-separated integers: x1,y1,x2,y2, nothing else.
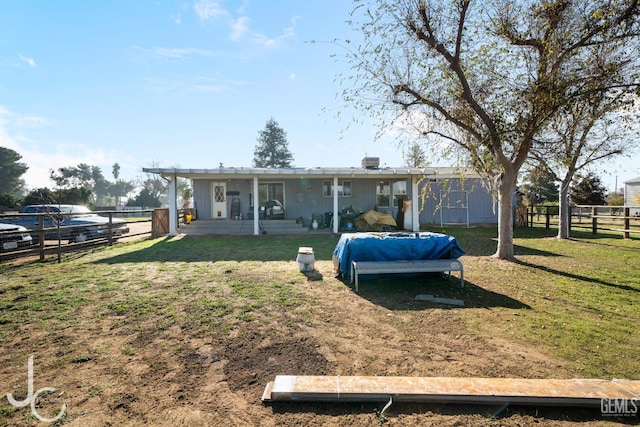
1,0,639,195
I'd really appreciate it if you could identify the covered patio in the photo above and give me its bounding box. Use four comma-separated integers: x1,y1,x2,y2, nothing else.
143,165,435,236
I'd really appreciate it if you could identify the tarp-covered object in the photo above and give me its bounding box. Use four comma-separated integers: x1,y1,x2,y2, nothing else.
332,232,465,281
357,210,397,231
362,211,396,227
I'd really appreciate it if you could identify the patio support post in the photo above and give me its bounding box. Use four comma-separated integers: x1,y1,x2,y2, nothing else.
169,174,178,236
412,176,420,232
253,176,259,235
333,176,339,233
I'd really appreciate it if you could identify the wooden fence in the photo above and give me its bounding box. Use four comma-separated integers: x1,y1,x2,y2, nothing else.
0,208,155,262
526,205,640,238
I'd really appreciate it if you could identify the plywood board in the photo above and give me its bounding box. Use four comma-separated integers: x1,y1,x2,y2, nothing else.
262,376,640,407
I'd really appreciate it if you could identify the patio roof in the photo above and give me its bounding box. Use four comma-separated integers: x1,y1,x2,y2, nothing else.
142,166,439,180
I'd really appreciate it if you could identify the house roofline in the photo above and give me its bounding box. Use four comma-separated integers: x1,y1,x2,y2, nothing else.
142,166,485,180
142,166,436,179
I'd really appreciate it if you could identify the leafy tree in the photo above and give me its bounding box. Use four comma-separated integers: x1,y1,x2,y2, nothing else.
59,188,93,205
110,163,135,206
530,88,638,238
570,172,607,205
127,189,161,208
22,188,57,206
50,163,134,205
177,178,192,207
21,187,93,206
50,164,110,202
253,118,294,168
0,147,28,195
0,194,19,210
519,168,559,205
606,193,624,206
136,161,168,206
110,180,135,206
343,0,640,259
112,163,121,181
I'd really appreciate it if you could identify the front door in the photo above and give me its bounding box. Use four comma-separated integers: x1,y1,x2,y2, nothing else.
211,182,227,219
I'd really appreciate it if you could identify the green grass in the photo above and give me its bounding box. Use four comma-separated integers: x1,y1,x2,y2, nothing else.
1,227,639,387
429,224,640,378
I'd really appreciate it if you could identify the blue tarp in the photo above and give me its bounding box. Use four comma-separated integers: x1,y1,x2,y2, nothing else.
332,232,465,281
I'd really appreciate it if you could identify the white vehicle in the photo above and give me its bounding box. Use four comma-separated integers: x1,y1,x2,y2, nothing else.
0,222,33,252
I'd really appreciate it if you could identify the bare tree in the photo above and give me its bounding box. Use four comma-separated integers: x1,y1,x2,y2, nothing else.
531,91,639,239
343,0,640,259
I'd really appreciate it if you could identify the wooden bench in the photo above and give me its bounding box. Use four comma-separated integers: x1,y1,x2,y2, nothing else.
350,259,464,292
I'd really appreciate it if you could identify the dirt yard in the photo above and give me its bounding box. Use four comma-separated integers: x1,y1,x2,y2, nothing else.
0,234,634,426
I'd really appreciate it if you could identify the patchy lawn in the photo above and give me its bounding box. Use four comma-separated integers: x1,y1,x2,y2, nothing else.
0,227,638,426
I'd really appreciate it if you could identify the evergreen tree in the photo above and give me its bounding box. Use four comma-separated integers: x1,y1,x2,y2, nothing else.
0,147,28,195
253,118,294,168
403,142,427,168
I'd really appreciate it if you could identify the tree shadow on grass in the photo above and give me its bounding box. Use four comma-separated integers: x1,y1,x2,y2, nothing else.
340,274,530,311
515,259,640,293
458,241,564,258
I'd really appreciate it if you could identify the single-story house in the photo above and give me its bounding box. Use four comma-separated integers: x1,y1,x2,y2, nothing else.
624,177,640,216
143,159,498,236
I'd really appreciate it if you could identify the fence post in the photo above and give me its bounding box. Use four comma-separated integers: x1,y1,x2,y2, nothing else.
38,216,45,261
545,206,550,229
624,207,630,239
592,207,597,235
568,206,572,234
108,212,114,246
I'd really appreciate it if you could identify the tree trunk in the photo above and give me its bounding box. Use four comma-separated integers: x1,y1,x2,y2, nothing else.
493,170,517,260
557,178,571,239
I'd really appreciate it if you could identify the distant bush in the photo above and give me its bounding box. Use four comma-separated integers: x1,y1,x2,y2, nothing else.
606,194,624,206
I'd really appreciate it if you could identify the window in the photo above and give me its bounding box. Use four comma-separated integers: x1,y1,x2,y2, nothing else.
393,181,407,207
323,180,351,197
377,180,407,207
376,181,390,207
258,182,284,207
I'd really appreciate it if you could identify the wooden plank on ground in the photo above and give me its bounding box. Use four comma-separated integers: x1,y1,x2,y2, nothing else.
261,376,640,407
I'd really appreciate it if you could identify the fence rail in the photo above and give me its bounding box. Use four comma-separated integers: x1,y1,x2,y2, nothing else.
0,208,155,262
526,205,640,238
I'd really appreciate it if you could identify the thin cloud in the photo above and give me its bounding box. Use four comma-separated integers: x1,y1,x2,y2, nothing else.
252,26,296,49
0,107,52,128
143,76,242,96
18,54,36,67
15,115,53,128
230,16,249,41
153,47,215,59
188,84,226,93
193,0,227,21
